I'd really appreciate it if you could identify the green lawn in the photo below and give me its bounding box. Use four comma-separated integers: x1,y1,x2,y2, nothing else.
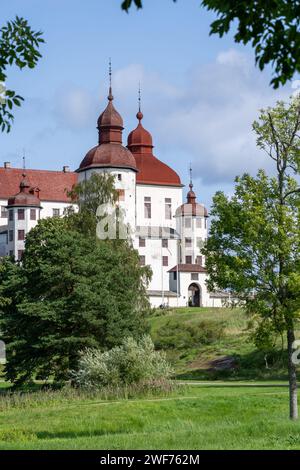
1,384,300,450
0,307,298,449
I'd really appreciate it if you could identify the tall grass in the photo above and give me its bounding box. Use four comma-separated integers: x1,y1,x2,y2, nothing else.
0,379,179,412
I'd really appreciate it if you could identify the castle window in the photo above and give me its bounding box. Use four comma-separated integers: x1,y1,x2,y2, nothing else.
162,256,168,266
196,237,202,248
185,217,191,228
173,271,177,281
18,209,25,220
185,237,192,247
139,238,145,247
9,230,13,242
117,189,125,201
18,230,25,241
139,255,145,266
191,273,199,281
196,256,203,266
162,239,168,248
53,208,60,217
9,210,13,221
185,255,192,264
9,250,13,257
117,174,122,181
1,206,7,218
196,218,202,228
30,209,36,220
204,218,207,229
144,197,151,219
17,250,24,261
165,198,172,220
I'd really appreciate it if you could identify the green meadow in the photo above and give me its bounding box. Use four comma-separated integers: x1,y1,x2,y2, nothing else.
0,307,298,450
0,383,298,450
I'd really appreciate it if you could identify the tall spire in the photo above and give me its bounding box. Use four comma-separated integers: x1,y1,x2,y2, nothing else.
108,58,113,101
187,163,196,204
22,149,26,170
96,59,124,144
137,82,143,122
127,85,153,153
189,162,193,190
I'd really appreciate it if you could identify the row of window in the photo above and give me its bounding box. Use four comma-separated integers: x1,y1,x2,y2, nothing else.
143,199,207,227
144,197,172,220
184,218,207,229
2,202,207,226
1,207,61,220
139,255,170,267
139,237,204,250
139,238,169,248
139,255,203,267
8,229,25,242
173,272,199,281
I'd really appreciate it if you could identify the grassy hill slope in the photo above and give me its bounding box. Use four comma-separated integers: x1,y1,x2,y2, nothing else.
149,307,288,381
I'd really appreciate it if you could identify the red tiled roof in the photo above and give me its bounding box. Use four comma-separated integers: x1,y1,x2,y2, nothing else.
134,153,182,187
127,112,182,187
0,168,78,202
7,174,41,208
78,143,137,172
168,264,207,273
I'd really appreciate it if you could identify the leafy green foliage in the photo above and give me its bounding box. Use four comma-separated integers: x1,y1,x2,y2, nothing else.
121,0,300,88
66,172,118,236
0,16,44,132
204,97,300,333
204,96,300,417
71,336,173,388
0,215,151,385
203,1,300,88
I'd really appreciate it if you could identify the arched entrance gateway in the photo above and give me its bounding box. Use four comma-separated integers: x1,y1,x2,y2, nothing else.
188,283,201,307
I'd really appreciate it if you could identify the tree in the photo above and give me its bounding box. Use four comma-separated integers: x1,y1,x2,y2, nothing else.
203,97,300,419
0,173,151,385
0,16,44,132
66,172,118,237
121,0,300,88
0,217,151,385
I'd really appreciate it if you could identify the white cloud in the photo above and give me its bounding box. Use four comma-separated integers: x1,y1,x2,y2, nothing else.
54,86,97,129
49,54,292,187
105,53,292,186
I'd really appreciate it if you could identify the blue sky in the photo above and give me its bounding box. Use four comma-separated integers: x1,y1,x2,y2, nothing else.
0,0,294,208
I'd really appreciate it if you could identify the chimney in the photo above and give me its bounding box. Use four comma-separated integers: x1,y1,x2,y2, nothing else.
63,165,70,173
4,162,11,169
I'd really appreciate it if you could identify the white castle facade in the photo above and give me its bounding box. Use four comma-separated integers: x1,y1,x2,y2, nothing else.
0,84,227,308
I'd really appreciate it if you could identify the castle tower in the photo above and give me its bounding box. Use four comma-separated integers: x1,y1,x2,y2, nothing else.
167,173,209,307
77,65,137,237
175,177,208,266
6,174,41,260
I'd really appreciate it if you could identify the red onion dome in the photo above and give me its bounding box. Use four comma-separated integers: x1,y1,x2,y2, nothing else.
7,174,41,208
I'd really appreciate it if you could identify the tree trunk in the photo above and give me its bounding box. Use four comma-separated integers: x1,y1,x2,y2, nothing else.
287,329,298,420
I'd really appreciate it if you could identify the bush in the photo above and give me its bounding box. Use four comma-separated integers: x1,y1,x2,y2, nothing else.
71,336,173,389
154,319,225,350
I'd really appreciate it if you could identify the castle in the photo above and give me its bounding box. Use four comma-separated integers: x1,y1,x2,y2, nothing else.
0,80,227,308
